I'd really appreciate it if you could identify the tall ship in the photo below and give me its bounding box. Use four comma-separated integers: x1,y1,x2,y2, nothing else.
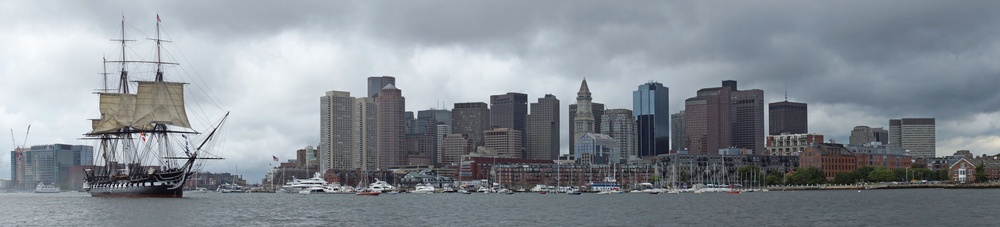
82,16,228,197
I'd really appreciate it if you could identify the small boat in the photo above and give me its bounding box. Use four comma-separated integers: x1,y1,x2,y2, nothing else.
539,191,547,195
356,189,381,196
34,182,60,193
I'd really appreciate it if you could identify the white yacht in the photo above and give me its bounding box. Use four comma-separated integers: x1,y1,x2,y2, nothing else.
368,178,396,193
281,172,328,193
34,182,60,193
321,183,355,194
411,184,435,194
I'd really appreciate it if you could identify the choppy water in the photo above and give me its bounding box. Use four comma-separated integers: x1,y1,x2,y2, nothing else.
3,189,996,226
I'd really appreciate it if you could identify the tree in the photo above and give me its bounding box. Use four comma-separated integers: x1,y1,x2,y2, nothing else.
766,171,784,185
854,166,877,182
833,172,858,184
893,168,908,182
788,167,826,185
737,165,763,186
974,163,988,183
868,168,895,182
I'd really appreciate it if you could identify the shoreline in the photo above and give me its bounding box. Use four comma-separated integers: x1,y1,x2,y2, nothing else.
769,183,1000,191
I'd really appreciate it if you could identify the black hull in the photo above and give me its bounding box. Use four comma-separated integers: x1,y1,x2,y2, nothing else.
88,183,184,198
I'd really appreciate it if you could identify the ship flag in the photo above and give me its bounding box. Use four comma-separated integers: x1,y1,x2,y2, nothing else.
273,156,279,162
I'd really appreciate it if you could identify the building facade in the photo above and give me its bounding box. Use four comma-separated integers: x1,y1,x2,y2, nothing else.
671,111,685,152
768,101,807,135
366,76,395,98
889,118,936,159
849,126,889,145
633,82,670,157
766,133,824,156
452,102,490,147
376,84,406,169
484,128,525,158
684,80,764,155
320,90,354,171
569,103,604,156
730,83,765,155
10,144,93,190
441,134,474,165
490,92,528,150
800,143,857,180
575,133,620,165
528,94,560,160
602,109,637,162
415,109,451,134
352,97,378,170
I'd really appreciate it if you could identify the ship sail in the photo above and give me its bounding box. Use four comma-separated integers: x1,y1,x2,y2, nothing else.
132,81,191,130
92,93,137,133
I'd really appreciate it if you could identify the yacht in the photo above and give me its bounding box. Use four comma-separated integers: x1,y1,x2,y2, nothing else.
34,182,60,193
281,172,329,193
440,186,457,193
411,184,435,194
368,178,396,193
321,183,355,194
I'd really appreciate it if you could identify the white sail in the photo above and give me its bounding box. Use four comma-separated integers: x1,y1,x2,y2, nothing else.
132,81,191,129
92,93,137,133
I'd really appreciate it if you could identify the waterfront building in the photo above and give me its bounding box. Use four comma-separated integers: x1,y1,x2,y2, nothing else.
684,80,764,155
575,133,620,165
491,163,656,191
766,133,824,156
846,142,911,170
800,143,856,181
528,94,560,160
484,128,525,158
320,90,354,171
633,82,670,157
849,126,889,145
889,118,936,159
9,144,93,190
352,97,378,170
671,111,685,151
569,103,605,156
452,102,490,147
376,84,406,169
950,157,1000,183
366,76,395,98
441,134,474,165
602,109,637,162
490,92,529,150
768,101,807,135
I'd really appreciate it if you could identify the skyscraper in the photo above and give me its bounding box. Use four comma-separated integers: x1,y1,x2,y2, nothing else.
320,90,354,171
528,94,560,160
633,82,669,157
353,97,378,170
452,102,490,147
367,76,395,98
376,84,405,169
602,109,637,161
671,111,685,151
568,103,604,156
415,109,451,134
484,128,524,158
684,80,765,155
889,118,936,158
490,92,528,150
768,101,808,135
849,126,889,145
441,133,474,165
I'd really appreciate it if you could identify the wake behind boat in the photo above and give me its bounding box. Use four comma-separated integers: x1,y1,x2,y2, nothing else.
82,16,228,198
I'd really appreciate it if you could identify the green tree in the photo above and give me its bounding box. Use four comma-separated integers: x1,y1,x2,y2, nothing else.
893,168,908,182
912,168,934,181
868,168,895,182
974,164,988,183
788,167,826,185
766,171,784,185
833,172,858,184
737,165,763,186
854,166,877,182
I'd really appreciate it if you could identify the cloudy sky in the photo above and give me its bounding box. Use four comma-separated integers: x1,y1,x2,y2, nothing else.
2,1,999,183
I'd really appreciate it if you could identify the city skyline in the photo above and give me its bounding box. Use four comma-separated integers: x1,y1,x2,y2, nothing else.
2,1,1000,182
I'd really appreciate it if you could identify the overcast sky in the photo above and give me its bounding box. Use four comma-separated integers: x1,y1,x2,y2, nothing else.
2,1,1000,183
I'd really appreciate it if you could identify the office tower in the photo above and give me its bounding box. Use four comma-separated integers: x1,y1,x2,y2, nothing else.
633,82,669,157
433,122,449,165
671,111,685,151
295,146,319,168
11,144,92,190
528,94,560,160
320,90,354,171
768,101,808,135
850,126,889,145
452,102,490,147
490,92,528,150
367,76,395,98
415,109,451,134
484,128,524,158
376,84,405,169
730,84,765,155
602,109,637,161
404,111,415,134
441,134,474,165
569,103,604,156
353,97,378,170
889,118,936,158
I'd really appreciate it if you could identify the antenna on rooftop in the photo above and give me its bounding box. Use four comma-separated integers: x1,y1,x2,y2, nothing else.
784,84,788,101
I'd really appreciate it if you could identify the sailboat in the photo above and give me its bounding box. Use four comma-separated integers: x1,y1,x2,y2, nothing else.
82,16,227,198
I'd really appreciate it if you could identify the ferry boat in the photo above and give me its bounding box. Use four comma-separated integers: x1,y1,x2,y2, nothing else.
34,182,60,193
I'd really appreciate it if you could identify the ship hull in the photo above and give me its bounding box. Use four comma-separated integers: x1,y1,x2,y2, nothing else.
88,183,184,198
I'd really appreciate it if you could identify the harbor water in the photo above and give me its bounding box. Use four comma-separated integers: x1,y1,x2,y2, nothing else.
4,189,996,226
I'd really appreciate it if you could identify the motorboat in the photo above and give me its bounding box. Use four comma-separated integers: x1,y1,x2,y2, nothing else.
281,172,328,193
411,184,435,194
34,182,60,193
368,178,396,193
440,186,457,193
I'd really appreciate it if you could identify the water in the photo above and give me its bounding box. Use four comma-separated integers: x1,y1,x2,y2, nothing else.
3,189,995,226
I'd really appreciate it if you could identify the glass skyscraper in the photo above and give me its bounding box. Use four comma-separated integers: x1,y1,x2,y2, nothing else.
633,82,669,157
